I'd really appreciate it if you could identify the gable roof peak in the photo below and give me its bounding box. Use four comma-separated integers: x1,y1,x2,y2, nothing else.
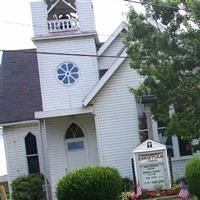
47,0,76,14
82,49,127,107
97,22,126,56
133,139,167,153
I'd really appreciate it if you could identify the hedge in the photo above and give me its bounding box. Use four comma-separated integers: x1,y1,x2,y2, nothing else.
11,174,45,200
56,166,122,200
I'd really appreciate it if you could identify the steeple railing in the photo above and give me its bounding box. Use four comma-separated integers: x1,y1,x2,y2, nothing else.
48,18,79,32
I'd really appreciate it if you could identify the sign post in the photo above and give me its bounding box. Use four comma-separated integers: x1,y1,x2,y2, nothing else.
133,140,171,191
0,186,7,200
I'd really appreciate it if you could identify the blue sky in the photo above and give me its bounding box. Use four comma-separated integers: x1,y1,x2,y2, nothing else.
0,0,143,176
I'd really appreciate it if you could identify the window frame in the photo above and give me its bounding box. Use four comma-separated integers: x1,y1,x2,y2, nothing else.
156,125,195,161
24,132,40,174
56,61,80,86
137,102,200,160
65,123,84,139
157,126,174,158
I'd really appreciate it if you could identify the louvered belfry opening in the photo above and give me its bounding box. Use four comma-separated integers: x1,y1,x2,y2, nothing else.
46,0,79,32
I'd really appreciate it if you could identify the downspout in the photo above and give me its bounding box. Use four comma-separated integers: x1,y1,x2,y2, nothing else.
93,105,104,165
1,127,12,200
39,119,50,200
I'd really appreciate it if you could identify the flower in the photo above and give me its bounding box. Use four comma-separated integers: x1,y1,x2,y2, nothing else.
129,192,137,200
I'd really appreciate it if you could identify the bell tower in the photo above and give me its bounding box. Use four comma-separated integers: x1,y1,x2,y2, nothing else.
31,0,96,37
30,0,99,112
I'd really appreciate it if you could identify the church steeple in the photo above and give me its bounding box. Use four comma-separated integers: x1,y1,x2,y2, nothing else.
30,0,99,112
31,0,96,38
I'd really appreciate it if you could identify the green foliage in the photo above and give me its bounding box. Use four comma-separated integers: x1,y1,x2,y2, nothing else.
121,192,132,200
186,157,200,196
172,182,180,190
11,174,45,200
56,166,122,200
142,189,149,199
121,178,133,192
121,192,138,200
124,0,200,144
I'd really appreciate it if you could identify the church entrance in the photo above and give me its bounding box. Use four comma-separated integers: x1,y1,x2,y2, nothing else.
65,123,88,172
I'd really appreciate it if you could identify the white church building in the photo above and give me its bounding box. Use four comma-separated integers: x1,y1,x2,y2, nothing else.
0,0,197,199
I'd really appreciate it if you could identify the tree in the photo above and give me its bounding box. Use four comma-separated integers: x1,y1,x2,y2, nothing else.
124,0,200,147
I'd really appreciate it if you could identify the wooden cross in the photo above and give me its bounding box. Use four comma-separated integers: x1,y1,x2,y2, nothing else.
0,186,7,200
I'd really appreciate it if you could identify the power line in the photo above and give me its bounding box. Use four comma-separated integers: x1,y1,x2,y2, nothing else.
124,0,199,13
0,1,198,56
0,19,123,38
0,0,131,39
124,0,184,10
1,0,198,40
0,49,195,62
0,49,129,59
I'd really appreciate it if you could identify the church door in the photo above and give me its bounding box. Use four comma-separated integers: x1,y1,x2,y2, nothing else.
65,123,88,172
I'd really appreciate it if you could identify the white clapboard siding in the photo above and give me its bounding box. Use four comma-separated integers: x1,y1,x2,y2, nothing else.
45,114,99,198
3,122,44,183
76,0,96,32
98,35,125,70
31,1,48,36
171,159,189,181
93,60,142,177
35,36,99,111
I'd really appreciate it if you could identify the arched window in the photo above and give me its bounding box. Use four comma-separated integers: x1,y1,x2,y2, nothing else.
66,123,84,139
25,133,40,174
66,123,84,151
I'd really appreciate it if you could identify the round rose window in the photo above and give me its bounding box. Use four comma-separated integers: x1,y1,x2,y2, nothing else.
56,62,79,85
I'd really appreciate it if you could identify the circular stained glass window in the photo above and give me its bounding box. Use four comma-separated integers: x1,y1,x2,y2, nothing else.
56,62,79,85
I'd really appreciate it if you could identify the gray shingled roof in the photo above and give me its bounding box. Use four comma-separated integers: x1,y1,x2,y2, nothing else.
0,49,42,124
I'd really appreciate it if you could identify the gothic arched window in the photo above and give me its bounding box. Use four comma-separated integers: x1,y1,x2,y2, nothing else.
25,133,40,174
66,123,85,151
66,123,84,139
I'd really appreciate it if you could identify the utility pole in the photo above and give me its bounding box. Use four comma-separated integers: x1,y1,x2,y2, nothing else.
144,105,154,140
140,95,157,140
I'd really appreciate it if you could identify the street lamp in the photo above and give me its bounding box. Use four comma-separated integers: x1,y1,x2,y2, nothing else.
140,95,157,140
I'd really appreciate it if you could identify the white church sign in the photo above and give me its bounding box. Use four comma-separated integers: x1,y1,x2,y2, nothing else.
133,140,171,190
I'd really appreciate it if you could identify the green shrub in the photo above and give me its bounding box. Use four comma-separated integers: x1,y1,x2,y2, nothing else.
121,178,133,192
186,157,200,197
56,166,122,200
11,174,45,200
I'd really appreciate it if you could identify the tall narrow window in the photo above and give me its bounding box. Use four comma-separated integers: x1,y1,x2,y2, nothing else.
178,137,192,156
25,133,40,174
158,128,174,157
